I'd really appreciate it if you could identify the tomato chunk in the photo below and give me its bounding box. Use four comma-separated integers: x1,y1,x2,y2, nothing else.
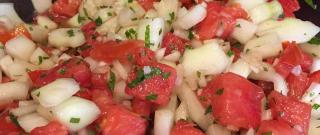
268,91,311,135
162,33,188,55
132,98,152,117
0,113,21,135
90,40,155,65
0,25,31,44
171,120,205,135
137,0,156,10
195,2,247,40
310,70,320,83
287,73,311,100
278,0,300,17
275,42,313,78
30,121,68,135
91,73,109,89
28,58,91,88
257,120,300,135
51,0,82,18
99,105,147,135
204,72,264,129
126,63,177,106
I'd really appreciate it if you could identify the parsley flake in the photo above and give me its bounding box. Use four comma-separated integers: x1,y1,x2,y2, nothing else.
262,131,272,135
70,117,80,123
305,0,317,9
162,72,171,79
9,113,20,127
226,50,234,57
308,36,320,45
38,56,49,65
313,104,320,110
146,93,158,101
125,28,138,39
144,25,152,48
205,105,212,115
95,17,103,26
216,88,224,95
108,71,116,91
67,29,75,37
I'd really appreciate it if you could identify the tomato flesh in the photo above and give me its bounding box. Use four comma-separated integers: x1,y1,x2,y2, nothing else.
162,33,188,55
257,120,300,135
278,0,300,17
0,113,22,135
268,91,311,135
171,120,205,135
126,63,177,106
0,25,31,44
30,121,68,135
51,0,82,18
137,0,156,10
203,72,264,129
287,73,311,100
132,98,152,117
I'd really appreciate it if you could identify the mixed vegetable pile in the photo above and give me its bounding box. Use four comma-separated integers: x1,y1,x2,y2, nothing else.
0,0,320,135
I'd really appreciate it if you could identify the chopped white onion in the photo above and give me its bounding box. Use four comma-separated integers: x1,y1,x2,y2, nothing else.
175,101,188,122
31,78,80,107
311,58,320,73
18,113,49,133
309,118,320,135
48,28,86,49
36,105,54,121
231,19,258,44
5,35,36,61
113,60,128,80
10,104,38,117
206,124,232,135
262,109,272,120
113,81,132,101
227,58,252,78
154,109,174,135
0,15,14,30
248,0,283,24
31,0,52,13
37,16,58,30
137,18,165,51
29,47,55,70
176,83,210,130
19,100,37,107
0,81,29,101
155,48,166,61
0,3,23,24
301,83,320,103
25,24,49,43
164,51,181,62
52,96,100,131
176,3,207,30
228,0,266,11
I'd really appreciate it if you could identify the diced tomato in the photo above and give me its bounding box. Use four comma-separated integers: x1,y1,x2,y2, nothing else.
230,45,241,62
180,0,195,8
256,120,300,135
28,58,91,88
310,70,320,83
268,91,311,135
91,73,109,89
51,0,82,18
278,0,300,17
125,63,177,106
275,42,313,78
75,88,93,100
91,89,113,116
204,72,264,129
132,98,152,117
0,113,22,135
251,80,274,96
196,2,247,40
287,73,311,100
0,25,32,44
30,121,68,135
90,40,156,65
162,33,188,55
137,0,156,10
99,105,148,135
170,120,205,135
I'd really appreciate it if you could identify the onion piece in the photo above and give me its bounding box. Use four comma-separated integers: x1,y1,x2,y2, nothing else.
301,83,320,104
0,15,14,30
113,60,128,80
36,105,54,121
164,51,181,62
0,81,29,101
48,28,86,49
31,0,52,13
52,96,101,131
19,100,37,107
37,16,57,30
175,101,188,122
311,58,320,73
228,0,266,11
0,3,23,24
10,104,38,117
31,78,80,107
227,58,252,78
18,113,49,133
5,35,36,61
176,83,210,130
137,18,165,51
176,3,207,30
206,124,231,135
113,81,132,101
231,19,258,44
154,109,174,135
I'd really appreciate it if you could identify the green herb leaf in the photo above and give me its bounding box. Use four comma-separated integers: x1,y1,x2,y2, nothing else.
58,68,66,75
188,30,194,40
128,0,133,3
162,72,171,79
108,71,116,91
146,93,158,101
167,12,175,25
313,104,320,110
125,28,138,39
263,67,269,72
95,17,103,26
308,36,320,45
145,25,152,48
305,0,317,9
38,56,49,65
262,131,272,135
78,15,86,24
87,130,96,135
107,12,113,16
70,117,80,123
197,71,201,78
0,46,4,49
67,29,75,37
226,50,234,57
158,29,163,35
36,91,41,97
9,113,20,127
236,24,241,28
128,69,145,88
205,105,212,115
131,17,138,21
185,45,193,50
216,88,224,95
127,54,134,62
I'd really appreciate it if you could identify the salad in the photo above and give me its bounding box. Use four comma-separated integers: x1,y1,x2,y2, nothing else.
0,0,320,135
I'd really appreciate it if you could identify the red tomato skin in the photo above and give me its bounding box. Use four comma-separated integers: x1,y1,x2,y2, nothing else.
91,89,113,116
268,91,311,135
275,42,313,78
162,33,188,55
256,120,301,135
0,113,21,135
51,0,82,18
137,0,156,10
196,2,247,40
30,121,68,135
171,120,205,135
310,70,320,83
205,72,264,129
132,98,152,117
28,58,92,88
99,105,148,135
287,73,311,100
278,0,300,17
75,88,93,100
91,73,109,89
125,63,177,106
0,25,32,44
